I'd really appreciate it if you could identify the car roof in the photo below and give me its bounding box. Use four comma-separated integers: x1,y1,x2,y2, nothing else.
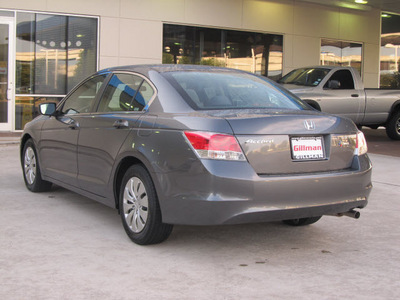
99,64,243,75
293,66,354,71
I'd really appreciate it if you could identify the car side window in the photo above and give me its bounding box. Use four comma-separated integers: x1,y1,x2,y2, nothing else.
132,80,155,111
62,75,107,115
97,73,154,112
324,70,355,90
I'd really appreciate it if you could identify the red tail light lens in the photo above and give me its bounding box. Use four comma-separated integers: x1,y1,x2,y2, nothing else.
184,131,246,161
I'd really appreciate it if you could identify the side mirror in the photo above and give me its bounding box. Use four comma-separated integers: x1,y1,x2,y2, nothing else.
39,102,57,116
326,80,340,89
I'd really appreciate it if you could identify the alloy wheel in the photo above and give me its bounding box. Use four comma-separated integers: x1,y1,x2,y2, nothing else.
24,147,36,185
123,177,149,233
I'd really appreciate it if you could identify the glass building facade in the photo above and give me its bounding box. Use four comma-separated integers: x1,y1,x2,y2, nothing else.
320,39,363,75
163,24,283,81
15,12,98,129
380,13,400,88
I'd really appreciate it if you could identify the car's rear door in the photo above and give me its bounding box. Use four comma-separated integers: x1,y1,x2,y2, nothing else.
39,74,108,187
76,72,156,199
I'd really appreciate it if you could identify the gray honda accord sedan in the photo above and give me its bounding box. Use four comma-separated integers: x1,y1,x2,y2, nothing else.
20,65,372,245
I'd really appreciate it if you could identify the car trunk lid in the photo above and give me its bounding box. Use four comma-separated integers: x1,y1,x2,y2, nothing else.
212,109,358,175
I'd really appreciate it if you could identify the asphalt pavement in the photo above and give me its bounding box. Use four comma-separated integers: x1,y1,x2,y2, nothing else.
362,128,400,157
0,136,399,299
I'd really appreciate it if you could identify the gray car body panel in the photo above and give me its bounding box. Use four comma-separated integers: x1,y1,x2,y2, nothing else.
21,65,372,226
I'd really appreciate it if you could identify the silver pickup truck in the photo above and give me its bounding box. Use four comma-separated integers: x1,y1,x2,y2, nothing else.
278,66,400,140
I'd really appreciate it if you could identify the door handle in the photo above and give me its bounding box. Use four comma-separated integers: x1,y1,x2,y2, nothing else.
68,120,79,130
7,88,12,101
351,94,359,97
113,120,129,129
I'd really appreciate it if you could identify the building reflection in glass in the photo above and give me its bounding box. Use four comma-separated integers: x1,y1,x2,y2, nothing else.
320,39,362,75
14,12,97,129
163,24,283,81
380,13,400,89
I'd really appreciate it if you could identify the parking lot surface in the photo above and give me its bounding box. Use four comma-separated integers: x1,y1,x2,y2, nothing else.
1,143,399,299
362,128,400,157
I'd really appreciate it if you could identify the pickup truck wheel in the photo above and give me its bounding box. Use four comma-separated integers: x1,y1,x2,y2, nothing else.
386,110,400,140
119,165,173,245
282,216,322,226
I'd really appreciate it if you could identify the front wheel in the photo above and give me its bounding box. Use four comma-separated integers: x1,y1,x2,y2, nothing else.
22,139,52,192
282,216,322,226
386,110,400,140
119,165,173,245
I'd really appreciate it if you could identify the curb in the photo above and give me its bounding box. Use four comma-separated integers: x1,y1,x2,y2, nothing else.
0,139,20,145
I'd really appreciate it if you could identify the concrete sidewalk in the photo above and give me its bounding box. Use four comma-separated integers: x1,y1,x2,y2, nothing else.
0,143,399,299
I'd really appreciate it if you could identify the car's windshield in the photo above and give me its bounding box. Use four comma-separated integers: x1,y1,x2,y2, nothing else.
277,68,330,87
162,71,309,111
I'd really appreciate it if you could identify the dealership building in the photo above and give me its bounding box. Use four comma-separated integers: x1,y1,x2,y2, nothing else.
0,0,399,132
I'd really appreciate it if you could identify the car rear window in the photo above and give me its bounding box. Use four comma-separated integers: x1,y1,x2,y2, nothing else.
162,71,308,111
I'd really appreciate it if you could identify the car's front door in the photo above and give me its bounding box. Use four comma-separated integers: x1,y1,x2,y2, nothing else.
318,69,364,123
39,74,108,187
77,72,156,198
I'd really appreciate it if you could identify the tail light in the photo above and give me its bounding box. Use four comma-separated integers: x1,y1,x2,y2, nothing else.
184,131,246,161
355,131,368,156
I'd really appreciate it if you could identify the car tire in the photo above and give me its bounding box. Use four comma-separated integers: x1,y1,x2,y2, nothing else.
119,165,173,245
22,139,52,192
282,216,322,226
386,110,400,140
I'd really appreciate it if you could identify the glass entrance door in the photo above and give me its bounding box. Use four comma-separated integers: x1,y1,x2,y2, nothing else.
0,18,14,131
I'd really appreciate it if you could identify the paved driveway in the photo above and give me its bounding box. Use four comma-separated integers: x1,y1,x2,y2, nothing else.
363,128,400,157
0,144,399,299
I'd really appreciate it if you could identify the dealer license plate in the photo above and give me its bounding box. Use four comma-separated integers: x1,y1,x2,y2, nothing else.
291,136,325,161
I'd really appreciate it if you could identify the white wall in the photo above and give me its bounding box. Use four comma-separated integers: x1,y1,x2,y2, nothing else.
0,0,382,87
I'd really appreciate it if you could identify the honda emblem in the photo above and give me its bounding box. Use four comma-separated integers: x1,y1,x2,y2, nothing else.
304,120,316,131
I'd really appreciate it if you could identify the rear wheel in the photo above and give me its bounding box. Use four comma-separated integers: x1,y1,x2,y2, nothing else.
282,216,322,226
386,110,400,140
119,165,173,245
22,139,52,192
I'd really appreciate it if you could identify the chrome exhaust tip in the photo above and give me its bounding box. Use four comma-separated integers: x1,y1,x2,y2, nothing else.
335,209,361,219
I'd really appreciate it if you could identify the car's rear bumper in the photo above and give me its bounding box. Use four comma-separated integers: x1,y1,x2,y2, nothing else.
156,154,372,225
